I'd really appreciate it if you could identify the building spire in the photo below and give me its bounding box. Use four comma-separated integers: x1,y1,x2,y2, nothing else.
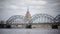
25,7,31,18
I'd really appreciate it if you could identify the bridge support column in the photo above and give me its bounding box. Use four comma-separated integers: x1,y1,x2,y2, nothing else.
26,24,32,29
6,25,11,28
52,24,58,29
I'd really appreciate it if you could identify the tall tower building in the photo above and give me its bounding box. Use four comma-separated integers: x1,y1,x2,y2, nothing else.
25,8,31,19
24,8,32,23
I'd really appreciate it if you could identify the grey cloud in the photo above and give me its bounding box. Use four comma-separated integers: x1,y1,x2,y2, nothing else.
0,0,60,21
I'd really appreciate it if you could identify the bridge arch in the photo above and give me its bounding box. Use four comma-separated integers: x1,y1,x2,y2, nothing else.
55,14,60,22
32,14,55,23
6,15,24,24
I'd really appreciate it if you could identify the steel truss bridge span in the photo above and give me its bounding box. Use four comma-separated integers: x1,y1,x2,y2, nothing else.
32,14,55,23
54,14,60,22
6,15,24,24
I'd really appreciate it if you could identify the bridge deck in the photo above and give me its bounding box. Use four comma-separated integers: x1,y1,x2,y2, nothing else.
1,23,60,26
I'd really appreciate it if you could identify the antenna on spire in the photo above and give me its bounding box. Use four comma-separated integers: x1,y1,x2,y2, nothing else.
27,5,29,11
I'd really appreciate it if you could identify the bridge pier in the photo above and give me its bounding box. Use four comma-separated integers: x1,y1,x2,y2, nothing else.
26,24,32,28
6,25,11,28
52,25,58,29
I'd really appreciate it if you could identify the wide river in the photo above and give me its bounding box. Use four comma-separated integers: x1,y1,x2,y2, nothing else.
0,27,60,34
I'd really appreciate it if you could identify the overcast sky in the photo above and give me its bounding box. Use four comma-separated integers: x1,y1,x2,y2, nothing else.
0,0,60,21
